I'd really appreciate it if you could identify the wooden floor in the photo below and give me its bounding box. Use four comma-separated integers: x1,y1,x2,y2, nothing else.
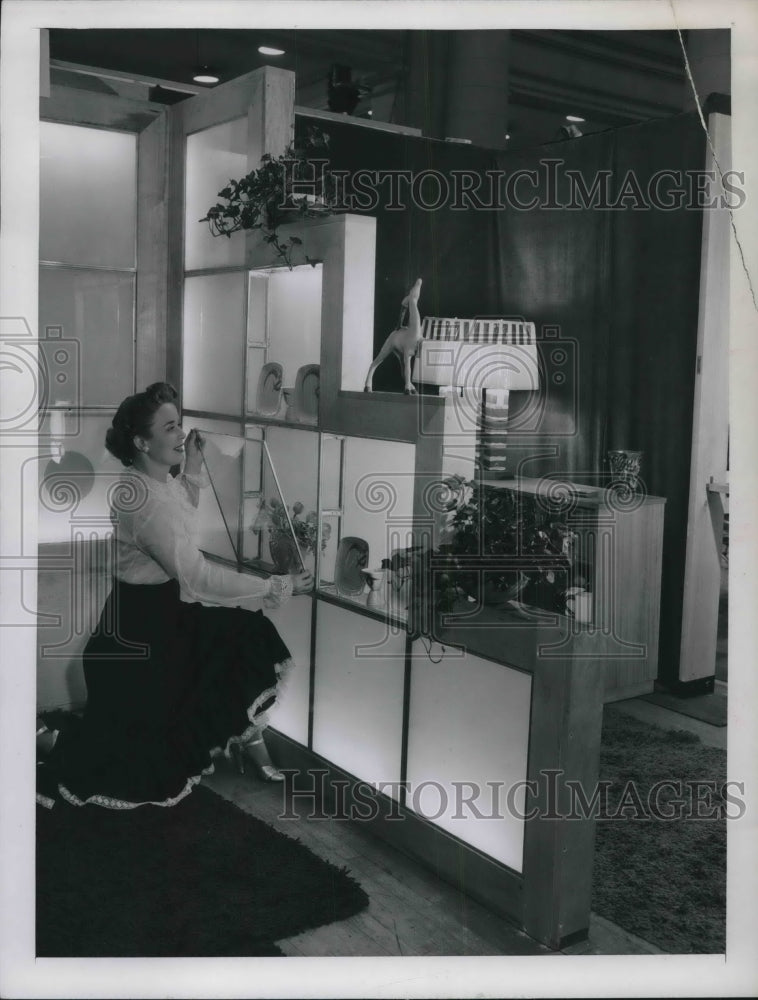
203,759,664,958
203,761,553,958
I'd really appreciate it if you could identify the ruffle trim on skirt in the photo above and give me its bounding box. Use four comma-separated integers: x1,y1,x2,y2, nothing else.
41,656,295,812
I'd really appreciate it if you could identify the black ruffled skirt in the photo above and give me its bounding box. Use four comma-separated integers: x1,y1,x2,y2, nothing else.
40,579,292,810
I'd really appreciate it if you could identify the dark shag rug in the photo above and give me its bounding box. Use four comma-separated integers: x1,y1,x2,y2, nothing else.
37,784,369,957
592,705,727,954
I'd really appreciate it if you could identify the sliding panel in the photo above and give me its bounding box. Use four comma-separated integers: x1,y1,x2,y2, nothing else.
192,429,243,565
256,426,320,572
324,436,415,617
341,436,416,571
265,596,313,747
266,264,323,389
312,601,405,795
184,117,248,271
40,121,137,269
182,271,246,415
406,642,532,872
39,267,135,407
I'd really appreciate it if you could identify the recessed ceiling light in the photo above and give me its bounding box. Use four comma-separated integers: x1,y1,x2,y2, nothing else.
505,133,511,139
193,67,219,84
258,46,285,56
566,115,585,123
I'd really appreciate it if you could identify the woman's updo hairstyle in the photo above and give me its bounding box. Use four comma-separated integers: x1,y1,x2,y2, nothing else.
106,382,179,466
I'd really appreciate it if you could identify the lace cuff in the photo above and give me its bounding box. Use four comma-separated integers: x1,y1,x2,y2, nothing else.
177,469,209,509
180,468,209,488
263,574,293,608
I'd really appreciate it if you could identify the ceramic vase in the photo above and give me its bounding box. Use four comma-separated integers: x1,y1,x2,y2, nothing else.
607,450,643,491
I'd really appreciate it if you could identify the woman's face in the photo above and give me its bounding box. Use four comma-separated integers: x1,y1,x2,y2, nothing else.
139,402,186,468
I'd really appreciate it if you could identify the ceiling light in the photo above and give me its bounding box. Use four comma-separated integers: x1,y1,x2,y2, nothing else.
193,66,219,84
505,133,511,140
566,115,585,123
258,46,285,56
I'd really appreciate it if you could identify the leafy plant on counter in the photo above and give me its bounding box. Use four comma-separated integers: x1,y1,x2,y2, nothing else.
422,475,589,618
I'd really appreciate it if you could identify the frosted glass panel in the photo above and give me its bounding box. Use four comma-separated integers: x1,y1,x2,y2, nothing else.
194,431,243,564
313,602,405,793
39,267,134,407
406,643,531,872
242,429,263,493
36,410,123,544
247,274,268,344
263,427,319,540
244,347,267,416
183,272,246,415
242,496,263,562
320,435,342,511
234,428,319,571
342,437,416,573
244,427,263,493
40,122,136,269
267,265,323,385
266,597,313,746
185,118,248,270
187,417,241,438
318,514,340,585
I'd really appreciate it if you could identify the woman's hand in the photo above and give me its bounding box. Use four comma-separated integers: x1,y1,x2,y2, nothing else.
183,428,204,477
290,570,314,595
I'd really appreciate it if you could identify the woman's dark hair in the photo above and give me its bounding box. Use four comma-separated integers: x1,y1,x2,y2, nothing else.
105,382,179,466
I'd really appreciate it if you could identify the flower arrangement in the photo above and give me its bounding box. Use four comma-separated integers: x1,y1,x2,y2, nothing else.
199,126,339,268
251,497,330,573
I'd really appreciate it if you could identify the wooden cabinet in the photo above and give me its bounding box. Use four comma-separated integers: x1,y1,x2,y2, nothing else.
427,475,666,702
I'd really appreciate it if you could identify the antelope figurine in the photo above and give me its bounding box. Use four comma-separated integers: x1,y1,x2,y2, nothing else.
364,278,423,395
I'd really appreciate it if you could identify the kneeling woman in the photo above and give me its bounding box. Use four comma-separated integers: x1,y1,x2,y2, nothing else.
44,382,312,810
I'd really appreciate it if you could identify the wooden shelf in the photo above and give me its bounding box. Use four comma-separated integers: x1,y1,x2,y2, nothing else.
317,584,409,628
706,480,729,496
244,414,319,432
481,476,666,507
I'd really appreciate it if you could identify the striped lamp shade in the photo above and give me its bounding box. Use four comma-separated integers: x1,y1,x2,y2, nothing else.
412,317,539,391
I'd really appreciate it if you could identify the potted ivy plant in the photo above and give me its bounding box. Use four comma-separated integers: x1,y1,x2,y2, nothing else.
199,126,339,268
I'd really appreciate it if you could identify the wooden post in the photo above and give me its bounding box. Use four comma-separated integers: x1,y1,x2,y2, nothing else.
165,106,185,394
679,112,730,687
521,647,605,948
136,111,169,390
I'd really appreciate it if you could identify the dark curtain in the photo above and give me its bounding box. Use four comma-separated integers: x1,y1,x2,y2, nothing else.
603,115,705,683
296,117,498,390
301,112,706,683
489,128,616,480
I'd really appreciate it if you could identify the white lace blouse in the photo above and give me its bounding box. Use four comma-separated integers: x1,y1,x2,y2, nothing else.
111,468,292,608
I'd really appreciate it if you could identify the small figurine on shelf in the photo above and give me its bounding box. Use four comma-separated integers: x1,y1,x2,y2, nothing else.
385,545,423,605
280,387,297,422
364,278,423,395
360,567,387,608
